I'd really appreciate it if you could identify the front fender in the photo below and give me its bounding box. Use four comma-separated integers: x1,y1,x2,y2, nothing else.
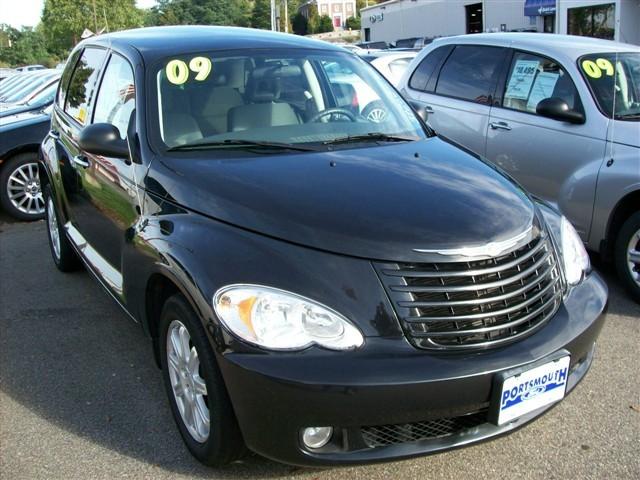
125,194,404,353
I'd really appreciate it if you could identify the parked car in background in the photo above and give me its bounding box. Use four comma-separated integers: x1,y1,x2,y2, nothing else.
0,68,15,81
0,70,60,104
362,50,418,86
0,70,58,101
41,26,606,469
336,43,364,54
0,80,59,118
15,64,45,72
356,40,392,50
0,107,50,220
399,33,640,301
396,37,434,49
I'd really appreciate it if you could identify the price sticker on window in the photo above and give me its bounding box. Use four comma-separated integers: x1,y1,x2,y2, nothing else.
581,58,614,79
165,57,212,85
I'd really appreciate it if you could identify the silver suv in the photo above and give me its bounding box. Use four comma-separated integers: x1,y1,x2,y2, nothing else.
399,33,640,301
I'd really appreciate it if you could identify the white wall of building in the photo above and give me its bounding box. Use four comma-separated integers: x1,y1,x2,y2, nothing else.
556,0,640,45
361,0,539,43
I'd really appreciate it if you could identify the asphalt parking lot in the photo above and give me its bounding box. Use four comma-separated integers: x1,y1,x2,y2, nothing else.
0,213,638,480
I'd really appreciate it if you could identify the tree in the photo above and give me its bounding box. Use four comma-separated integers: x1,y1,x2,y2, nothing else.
316,15,334,33
147,0,252,28
251,0,272,30
41,0,143,57
345,16,360,31
0,24,52,67
307,4,319,33
291,12,308,35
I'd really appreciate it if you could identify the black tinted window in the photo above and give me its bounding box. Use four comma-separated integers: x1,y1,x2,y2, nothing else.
64,47,107,124
435,45,505,104
409,46,449,91
56,49,81,109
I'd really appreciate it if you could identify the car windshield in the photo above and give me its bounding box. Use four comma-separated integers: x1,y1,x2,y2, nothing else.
578,52,640,120
153,49,427,150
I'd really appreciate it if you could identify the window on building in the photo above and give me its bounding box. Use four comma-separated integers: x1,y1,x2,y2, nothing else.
435,45,506,104
567,3,615,40
502,51,583,115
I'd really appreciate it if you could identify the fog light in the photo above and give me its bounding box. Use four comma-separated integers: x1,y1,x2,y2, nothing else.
302,426,333,449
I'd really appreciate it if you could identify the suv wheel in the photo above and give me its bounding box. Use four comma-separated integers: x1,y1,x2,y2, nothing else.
159,294,245,466
0,153,45,221
615,211,640,303
44,185,81,272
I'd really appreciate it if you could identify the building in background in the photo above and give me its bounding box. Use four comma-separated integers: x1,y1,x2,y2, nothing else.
360,0,639,45
299,0,358,30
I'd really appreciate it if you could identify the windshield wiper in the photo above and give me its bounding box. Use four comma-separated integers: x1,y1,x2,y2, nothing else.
614,113,640,120
322,132,418,146
167,139,319,152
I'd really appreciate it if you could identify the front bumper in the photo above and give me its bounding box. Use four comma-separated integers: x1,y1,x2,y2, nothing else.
216,272,608,467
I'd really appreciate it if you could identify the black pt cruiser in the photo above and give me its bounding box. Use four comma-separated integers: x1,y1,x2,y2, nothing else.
40,26,608,467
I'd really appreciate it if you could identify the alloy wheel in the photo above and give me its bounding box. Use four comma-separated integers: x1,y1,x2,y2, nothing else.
166,320,210,443
7,162,44,216
366,107,388,123
627,228,640,288
47,197,61,260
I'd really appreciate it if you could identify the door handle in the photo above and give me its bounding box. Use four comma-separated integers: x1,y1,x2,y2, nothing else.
490,121,511,131
425,106,435,114
71,155,90,168
49,129,60,140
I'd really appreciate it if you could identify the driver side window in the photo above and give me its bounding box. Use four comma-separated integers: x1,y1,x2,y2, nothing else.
93,53,135,139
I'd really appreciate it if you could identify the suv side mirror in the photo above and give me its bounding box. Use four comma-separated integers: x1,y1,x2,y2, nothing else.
79,123,130,158
408,100,429,123
536,97,585,124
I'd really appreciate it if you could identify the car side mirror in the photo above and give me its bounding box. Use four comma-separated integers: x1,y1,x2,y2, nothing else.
408,100,428,123
79,123,130,158
536,97,585,124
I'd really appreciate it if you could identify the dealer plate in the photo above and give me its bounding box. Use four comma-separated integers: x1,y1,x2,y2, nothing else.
495,355,571,425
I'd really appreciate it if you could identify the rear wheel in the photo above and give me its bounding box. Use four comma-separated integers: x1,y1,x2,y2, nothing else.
44,185,81,272
0,153,45,221
159,294,245,466
614,211,640,303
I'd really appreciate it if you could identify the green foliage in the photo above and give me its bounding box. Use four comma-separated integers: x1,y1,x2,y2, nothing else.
42,0,143,57
0,24,54,67
316,15,334,33
291,12,308,35
345,16,360,30
251,0,272,30
147,0,252,27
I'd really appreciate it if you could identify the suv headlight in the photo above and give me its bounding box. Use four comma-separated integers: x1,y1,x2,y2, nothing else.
213,285,364,351
560,216,590,285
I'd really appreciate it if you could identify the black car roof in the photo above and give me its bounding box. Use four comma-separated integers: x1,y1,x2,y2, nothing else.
86,26,344,60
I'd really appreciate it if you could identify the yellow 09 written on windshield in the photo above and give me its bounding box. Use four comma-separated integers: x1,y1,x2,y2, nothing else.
165,57,212,85
581,58,614,79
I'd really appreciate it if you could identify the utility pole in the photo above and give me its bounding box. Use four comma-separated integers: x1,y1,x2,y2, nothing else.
271,0,276,31
284,0,289,33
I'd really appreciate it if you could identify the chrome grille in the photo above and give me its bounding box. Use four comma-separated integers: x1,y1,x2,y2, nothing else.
361,410,487,448
377,233,563,350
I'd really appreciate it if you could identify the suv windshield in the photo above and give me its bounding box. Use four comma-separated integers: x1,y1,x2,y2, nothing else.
579,52,640,120
153,49,427,150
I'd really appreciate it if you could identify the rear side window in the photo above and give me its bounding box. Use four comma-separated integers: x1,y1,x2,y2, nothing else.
93,53,135,139
435,45,506,105
56,49,81,110
408,46,450,92
64,47,107,125
502,51,583,115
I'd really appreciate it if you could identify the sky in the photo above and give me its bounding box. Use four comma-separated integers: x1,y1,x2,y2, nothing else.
0,0,158,29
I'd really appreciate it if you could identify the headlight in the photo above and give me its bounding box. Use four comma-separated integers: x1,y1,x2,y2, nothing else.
560,216,590,285
213,285,364,351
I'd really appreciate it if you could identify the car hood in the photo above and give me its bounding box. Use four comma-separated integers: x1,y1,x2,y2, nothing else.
0,102,35,118
145,137,535,262
0,109,49,129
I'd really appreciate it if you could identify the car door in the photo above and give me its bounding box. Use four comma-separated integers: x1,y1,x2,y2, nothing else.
54,48,141,300
485,50,609,239
413,44,509,158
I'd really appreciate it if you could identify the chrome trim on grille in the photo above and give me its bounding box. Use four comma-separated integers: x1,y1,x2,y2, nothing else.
376,232,563,351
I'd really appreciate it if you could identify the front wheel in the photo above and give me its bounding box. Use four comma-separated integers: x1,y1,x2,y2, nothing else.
159,294,245,466
614,211,640,303
0,153,45,221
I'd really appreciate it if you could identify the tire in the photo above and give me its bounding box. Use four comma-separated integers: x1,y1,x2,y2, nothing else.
362,100,389,123
614,211,640,303
0,153,45,221
44,185,81,272
159,294,245,466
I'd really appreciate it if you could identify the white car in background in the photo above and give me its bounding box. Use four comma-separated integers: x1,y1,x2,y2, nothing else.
364,50,419,86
